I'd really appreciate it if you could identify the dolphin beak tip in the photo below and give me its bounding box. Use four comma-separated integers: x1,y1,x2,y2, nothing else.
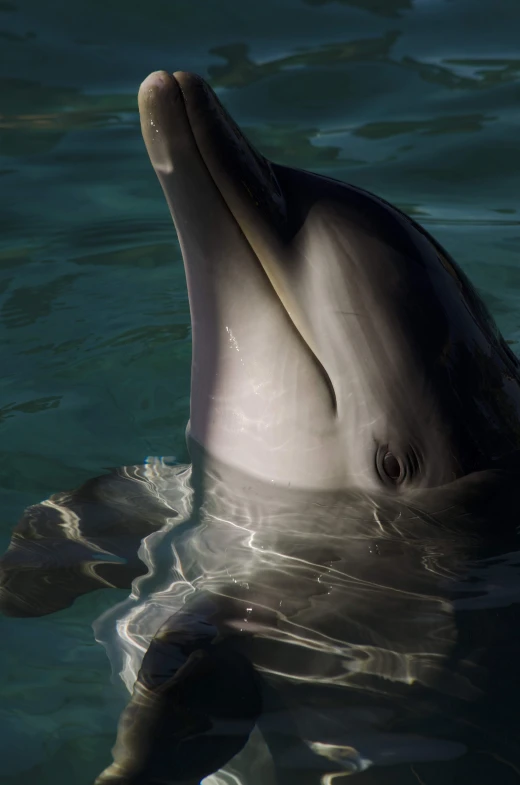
138,70,176,102
138,71,187,175
138,70,195,94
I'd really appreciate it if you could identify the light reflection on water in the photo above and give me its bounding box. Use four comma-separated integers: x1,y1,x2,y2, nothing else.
87,457,520,784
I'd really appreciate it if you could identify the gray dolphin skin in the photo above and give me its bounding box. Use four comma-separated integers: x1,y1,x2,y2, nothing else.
3,69,520,785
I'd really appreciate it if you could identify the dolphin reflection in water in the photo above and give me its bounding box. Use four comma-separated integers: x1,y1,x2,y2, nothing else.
2,70,520,784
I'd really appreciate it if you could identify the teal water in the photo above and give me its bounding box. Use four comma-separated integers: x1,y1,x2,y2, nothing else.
1,0,520,781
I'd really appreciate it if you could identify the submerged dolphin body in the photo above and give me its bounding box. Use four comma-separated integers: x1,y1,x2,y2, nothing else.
91,459,520,785
2,70,520,784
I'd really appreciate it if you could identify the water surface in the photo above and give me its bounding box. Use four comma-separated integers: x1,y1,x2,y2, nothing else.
1,0,520,781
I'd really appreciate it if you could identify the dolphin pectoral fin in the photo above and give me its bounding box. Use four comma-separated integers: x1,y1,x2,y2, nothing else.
0,467,175,618
95,603,262,785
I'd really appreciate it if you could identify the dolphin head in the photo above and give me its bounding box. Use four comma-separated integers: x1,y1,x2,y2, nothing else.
138,71,520,492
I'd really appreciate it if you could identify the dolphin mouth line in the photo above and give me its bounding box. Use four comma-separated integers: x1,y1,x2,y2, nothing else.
167,72,339,415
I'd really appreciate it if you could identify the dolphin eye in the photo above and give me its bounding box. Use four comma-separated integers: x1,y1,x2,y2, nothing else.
376,445,419,488
382,452,403,482
376,445,414,488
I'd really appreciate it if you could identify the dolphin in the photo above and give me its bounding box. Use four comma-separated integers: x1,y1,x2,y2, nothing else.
94,70,520,784
3,69,520,784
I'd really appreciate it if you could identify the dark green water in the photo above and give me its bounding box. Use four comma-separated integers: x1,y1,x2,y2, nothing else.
1,0,520,781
